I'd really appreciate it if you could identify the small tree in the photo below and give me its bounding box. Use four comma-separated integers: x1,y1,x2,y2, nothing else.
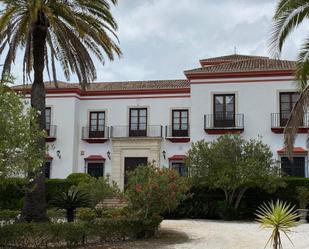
256,200,299,249
187,134,283,210
0,79,44,179
51,187,91,222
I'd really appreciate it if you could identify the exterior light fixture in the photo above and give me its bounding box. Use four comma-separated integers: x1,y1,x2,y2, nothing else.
162,150,166,159
56,150,61,159
107,151,111,160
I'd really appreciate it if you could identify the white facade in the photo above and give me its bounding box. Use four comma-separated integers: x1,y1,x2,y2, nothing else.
25,54,309,188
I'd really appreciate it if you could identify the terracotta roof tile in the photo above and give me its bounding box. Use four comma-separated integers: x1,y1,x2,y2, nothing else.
14,79,189,91
200,54,268,63
185,57,296,74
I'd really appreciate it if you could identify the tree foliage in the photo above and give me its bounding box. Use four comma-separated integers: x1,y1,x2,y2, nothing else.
187,135,283,209
0,0,121,85
0,79,44,179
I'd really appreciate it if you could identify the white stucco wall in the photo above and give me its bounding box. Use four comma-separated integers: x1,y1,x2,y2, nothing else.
44,75,309,179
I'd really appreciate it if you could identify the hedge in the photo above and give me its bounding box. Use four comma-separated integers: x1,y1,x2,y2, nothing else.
0,178,73,210
164,177,309,220
0,218,161,249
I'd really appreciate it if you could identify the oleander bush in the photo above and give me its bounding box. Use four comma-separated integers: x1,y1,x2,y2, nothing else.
0,218,160,249
125,163,190,220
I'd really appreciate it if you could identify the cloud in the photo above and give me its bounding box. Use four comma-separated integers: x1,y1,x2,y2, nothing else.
1,0,308,84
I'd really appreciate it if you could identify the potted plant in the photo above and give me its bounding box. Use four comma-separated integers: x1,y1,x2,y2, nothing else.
296,186,309,222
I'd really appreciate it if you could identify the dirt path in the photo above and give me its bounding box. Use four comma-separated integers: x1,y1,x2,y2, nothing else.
91,219,309,249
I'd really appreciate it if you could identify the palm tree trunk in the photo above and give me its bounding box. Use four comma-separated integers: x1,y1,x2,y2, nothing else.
67,209,75,222
20,19,48,222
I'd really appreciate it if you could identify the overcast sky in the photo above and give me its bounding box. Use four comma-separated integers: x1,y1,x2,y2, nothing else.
2,0,309,83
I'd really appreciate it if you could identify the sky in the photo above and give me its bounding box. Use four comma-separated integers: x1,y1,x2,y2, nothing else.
1,0,309,83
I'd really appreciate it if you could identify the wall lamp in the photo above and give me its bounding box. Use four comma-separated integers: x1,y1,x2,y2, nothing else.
56,150,61,159
107,151,111,160
162,150,166,160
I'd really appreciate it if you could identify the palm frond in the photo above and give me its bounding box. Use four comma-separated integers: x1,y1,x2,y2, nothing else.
284,85,309,158
270,0,309,57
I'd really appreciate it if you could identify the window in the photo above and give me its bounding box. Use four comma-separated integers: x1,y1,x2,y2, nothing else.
279,92,300,126
214,94,235,127
281,157,305,177
87,163,104,178
172,110,189,137
89,112,105,138
45,162,51,179
171,162,187,176
45,107,51,136
129,108,147,137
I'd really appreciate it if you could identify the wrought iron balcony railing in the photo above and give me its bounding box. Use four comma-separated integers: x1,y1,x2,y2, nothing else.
204,113,244,131
271,112,309,128
82,126,109,141
165,125,190,138
110,125,163,138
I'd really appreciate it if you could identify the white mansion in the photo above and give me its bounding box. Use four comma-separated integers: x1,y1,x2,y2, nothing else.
16,54,309,189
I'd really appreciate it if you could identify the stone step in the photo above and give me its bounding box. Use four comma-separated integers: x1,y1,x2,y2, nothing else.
97,198,127,209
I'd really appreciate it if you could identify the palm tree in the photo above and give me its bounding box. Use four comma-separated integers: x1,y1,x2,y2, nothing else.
270,0,309,156
0,0,121,222
51,187,91,222
256,200,299,249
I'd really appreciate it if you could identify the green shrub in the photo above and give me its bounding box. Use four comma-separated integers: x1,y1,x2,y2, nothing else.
0,178,74,210
76,177,120,207
76,208,96,222
66,173,93,185
45,179,73,204
165,178,309,220
0,178,26,210
0,218,161,248
125,163,190,220
0,210,20,220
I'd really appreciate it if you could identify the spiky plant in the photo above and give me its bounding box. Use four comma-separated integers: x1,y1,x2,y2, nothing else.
256,200,299,249
0,0,121,222
51,187,91,222
270,0,309,157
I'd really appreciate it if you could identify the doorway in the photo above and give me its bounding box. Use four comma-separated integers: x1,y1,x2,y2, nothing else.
124,157,148,186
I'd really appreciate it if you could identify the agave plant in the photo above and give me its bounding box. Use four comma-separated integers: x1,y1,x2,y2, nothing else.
51,187,91,222
256,200,300,249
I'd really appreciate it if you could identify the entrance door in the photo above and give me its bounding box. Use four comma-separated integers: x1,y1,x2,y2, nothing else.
124,157,148,186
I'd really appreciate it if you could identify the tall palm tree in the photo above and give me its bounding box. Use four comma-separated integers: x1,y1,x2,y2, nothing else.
0,0,121,222
270,0,309,156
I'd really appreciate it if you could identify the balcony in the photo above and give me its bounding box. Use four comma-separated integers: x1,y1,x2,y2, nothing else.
110,125,163,139
165,126,190,143
204,113,244,134
82,126,109,143
45,125,57,142
271,113,309,134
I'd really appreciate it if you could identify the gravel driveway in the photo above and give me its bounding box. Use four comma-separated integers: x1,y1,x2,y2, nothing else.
92,219,309,249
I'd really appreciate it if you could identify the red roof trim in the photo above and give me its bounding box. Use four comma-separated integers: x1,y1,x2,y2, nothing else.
168,155,187,161
185,70,294,80
277,147,308,155
84,155,106,161
15,87,190,96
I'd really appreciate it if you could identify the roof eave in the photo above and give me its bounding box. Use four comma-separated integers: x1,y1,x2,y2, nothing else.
184,69,295,80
